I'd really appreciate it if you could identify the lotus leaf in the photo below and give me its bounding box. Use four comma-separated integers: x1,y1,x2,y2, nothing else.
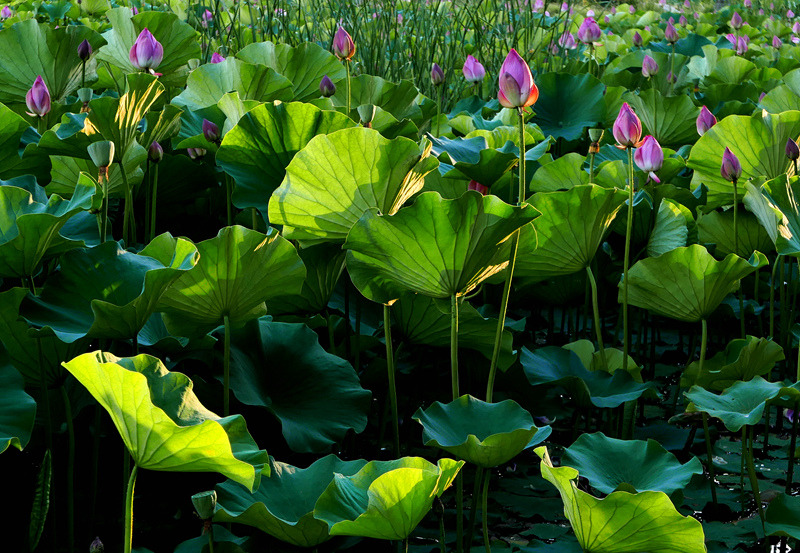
624,89,700,148
647,198,693,257
0,362,36,453
429,135,520,188
684,376,785,432
265,242,345,315
331,75,424,124
530,153,589,192
682,336,784,391
698,209,774,258
765,493,800,540
744,175,800,257
48,153,145,199
532,73,605,142
0,102,39,180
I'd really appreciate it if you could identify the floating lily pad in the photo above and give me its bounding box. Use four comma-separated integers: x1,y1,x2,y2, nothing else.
0,362,36,454
682,336,784,391
685,376,786,432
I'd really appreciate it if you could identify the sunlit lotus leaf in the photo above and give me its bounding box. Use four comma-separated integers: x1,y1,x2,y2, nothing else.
697,209,774,258
761,85,800,114
0,362,36,454
646,198,694,257
625,89,700,149
331,75,424,124
685,376,785,432
48,152,145,199
744,175,800,257
0,103,39,180
682,336,784,391
429,135,520,188
530,153,589,193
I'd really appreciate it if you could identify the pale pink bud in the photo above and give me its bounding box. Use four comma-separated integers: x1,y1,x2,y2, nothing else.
634,135,663,183
720,147,742,182
642,55,659,77
129,28,164,71
613,102,642,148
462,55,486,82
696,106,717,136
25,76,50,117
497,48,538,108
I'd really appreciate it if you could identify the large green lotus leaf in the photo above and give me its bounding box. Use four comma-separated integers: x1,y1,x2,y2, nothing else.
646,198,694,257
622,245,768,323
562,339,641,381
235,41,346,102
682,336,784,391
314,457,464,540
229,319,370,453
96,9,201,88
765,493,800,540
214,455,367,547
63,351,267,488
216,102,356,213
331,75,424,124
532,72,605,142
697,209,774,258
520,346,655,409
391,292,514,369
0,20,104,103
429,135,520,188
0,178,97,278
0,362,36,454
530,153,589,193
172,58,293,111
687,110,800,209
268,128,438,242
412,395,551,468
535,447,706,553
22,235,198,343
35,112,95,160
158,226,305,337
704,56,759,85
684,376,785,432
48,151,146,198
624,89,700,149
0,102,37,180
561,433,703,496
761,85,800,114
515,185,628,282
344,191,538,302
744,175,800,257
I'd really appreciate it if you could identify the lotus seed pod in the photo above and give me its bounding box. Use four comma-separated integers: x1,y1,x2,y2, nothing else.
191,490,217,520
88,141,115,169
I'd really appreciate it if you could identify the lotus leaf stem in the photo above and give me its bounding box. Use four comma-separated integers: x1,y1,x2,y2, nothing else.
451,293,459,400
120,165,136,245
466,466,484,548
124,464,138,553
60,386,75,553
100,168,110,243
586,265,607,369
436,84,443,136
745,426,766,527
207,524,215,553
622,147,634,374
702,412,718,506
223,314,231,416
482,470,491,553
384,303,400,457
770,255,781,338
149,163,159,242
788,400,799,493
225,174,234,227
346,59,351,116
732,178,746,338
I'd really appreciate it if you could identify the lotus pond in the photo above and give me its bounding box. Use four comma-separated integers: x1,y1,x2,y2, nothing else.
7,0,800,552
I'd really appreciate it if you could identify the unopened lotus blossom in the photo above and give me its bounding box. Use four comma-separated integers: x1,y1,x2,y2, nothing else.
0,5,11,18
202,119,219,143
759,9,765,15
773,35,783,48
665,20,679,43
78,39,92,61
731,11,743,29
468,180,488,195
633,31,643,47
696,105,717,135
319,75,336,97
787,139,800,161
720,147,742,182
788,9,795,18
549,42,560,55
736,35,749,55
533,0,544,11
642,55,659,77
201,9,213,27
131,6,138,14
786,409,798,423
634,135,663,183
462,55,486,82
129,28,164,71
89,537,104,553
497,48,538,109
332,26,355,60
558,31,576,50
759,91,767,102
679,14,687,27
577,17,602,43
744,0,752,7
187,147,206,159
604,15,610,23
26,76,50,117
148,141,163,163
613,103,642,148
684,0,690,7
560,2,568,12
430,63,445,86
629,5,635,14
210,52,225,63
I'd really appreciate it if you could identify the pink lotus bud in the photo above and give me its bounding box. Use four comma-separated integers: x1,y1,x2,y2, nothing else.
787,139,800,161
202,9,213,21
333,26,355,60
611,6,616,14
431,63,445,86
468,180,488,195
549,42,560,55
25,76,50,117
634,135,663,183
665,20,680,43
786,409,798,423
759,91,766,102
613,102,642,148
131,6,138,14
679,14,688,27
463,55,486,82
696,106,717,136
129,28,164,71
642,54,659,77
730,11,743,29
561,2,568,11
794,21,800,32
587,9,595,17
558,31,576,50
497,48,538,109
210,52,225,63
794,36,800,44
78,39,92,61
667,71,676,83
633,31,643,47
744,0,752,7
629,5,635,14
604,15,610,23
202,119,219,143
773,35,783,48
720,147,742,182
759,9,765,15
0,5,11,18
736,35,749,55
534,0,544,10
319,75,336,97
789,9,795,18
148,141,163,163
577,17,602,43
684,0,691,7
187,147,206,159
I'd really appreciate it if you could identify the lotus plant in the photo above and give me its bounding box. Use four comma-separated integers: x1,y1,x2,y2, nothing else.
26,76,50,120
78,39,92,88
202,119,220,145
577,16,601,73
641,55,659,78
634,136,663,183
696,105,717,135
462,55,485,84
731,11,744,29
129,28,163,73
633,31,643,47
88,140,116,242
0,5,10,18
210,52,225,63
787,139,800,174
333,26,355,114
431,63,445,135
468,180,488,195
145,141,163,242
722,146,745,335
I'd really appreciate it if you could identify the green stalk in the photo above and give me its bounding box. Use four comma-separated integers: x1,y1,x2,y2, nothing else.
124,464,138,553
36,337,53,453
207,526,215,553
451,293,459,400
384,304,400,457
669,43,675,95
223,314,231,416
225,174,233,227
787,400,798,493
699,319,718,506
466,467,484,549
456,474,464,553
622,147,634,373
346,59,351,116
100,169,110,242
120,165,136,245
589,151,596,182
733,178,745,338
745,426,766,527
481,470,491,553
149,163,159,242
586,265,607,369
436,84,443,136
771,255,781,338
61,386,76,553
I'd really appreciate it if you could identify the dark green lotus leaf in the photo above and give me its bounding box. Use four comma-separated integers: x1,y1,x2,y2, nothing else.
603,51,689,95
96,8,201,88
391,292,514,369
682,336,784,391
429,135,520,188
0,177,97,278
214,455,367,547
766,493,800,540
313,457,464,540
688,110,800,209
744,175,800,257
236,41,346,102
332,75,424,124
48,151,145,198
229,318,370,453
515,185,628,282
536,447,706,553
622,245,768,322
412,395,551,468
624,89,700,149
697,209,774,258
761,85,800,114
520,346,655,409
36,112,94,160
63,351,267,488
216,102,355,213
532,73,605,142
647,198,694,257
173,58,293,111
173,525,248,553
685,376,785,432
530,153,589,193
0,20,104,103
344,191,538,302
158,226,305,337
268,128,438,242
562,433,703,496
648,34,712,57
0,102,37,180
0,362,36,454
23,234,198,343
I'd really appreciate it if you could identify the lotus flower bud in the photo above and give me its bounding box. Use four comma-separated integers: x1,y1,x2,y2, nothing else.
786,409,798,423
720,147,742,182
773,35,783,49
744,0,752,7
629,5,635,14
201,9,213,28
25,76,50,117
148,141,163,163
131,6,138,14
696,106,717,136
202,119,220,143
736,35,749,55
587,9,595,17
187,147,206,159
642,55,659,78
577,17,602,43
210,52,225,63
78,39,92,61
665,20,680,43
533,0,544,11
794,21,800,33
462,55,486,82
497,48,538,109
88,141,115,169
561,2,568,11
613,102,642,148
558,31,576,50
684,0,691,7
0,5,11,18
634,135,663,183
633,31,643,47
789,9,796,18
319,75,336,97
129,28,164,71
333,26,355,60
759,9,764,15
759,91,767,102
77,87,93,104
679,14,688,27
731,11,743,29
431,62,445,86
89,537,104,553
667,70,676,83
191,490,217,520
787,139,800,161
468,180,488,195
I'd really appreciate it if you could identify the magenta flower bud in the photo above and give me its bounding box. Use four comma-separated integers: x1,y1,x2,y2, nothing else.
534,0,544,10
736,35,749,55
629,5,635,14
679,14,688,27
497,48,538,109
430,62,445,86
720,147,742,182
633,31,643,47
611,6,617,14
202,119,220,143
634,135,664,183
187,147,206,159
667,70,676,83
587,9,595,17
665,20,680,43
642,55,659,78
759,91,767,102
148,141,163,163
789,9,795,18
759,8,765,15
210,52,225,63
773,35,783,48
730,11,743,29
468,180,488,195
129,28,164,71
89,537,104,553
787,139,800,161
0,5,11,18
131,6,138,14
684,0,691,7
612,102,642,148
25,76,50,117
319,75,336,97
558,31,576,49
744,0,752,7
332,26,355,60
78,39,92,61
462,55,486,82
696,106,717,136
202,9,213,21
577,17,602,43
560,2,568,11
